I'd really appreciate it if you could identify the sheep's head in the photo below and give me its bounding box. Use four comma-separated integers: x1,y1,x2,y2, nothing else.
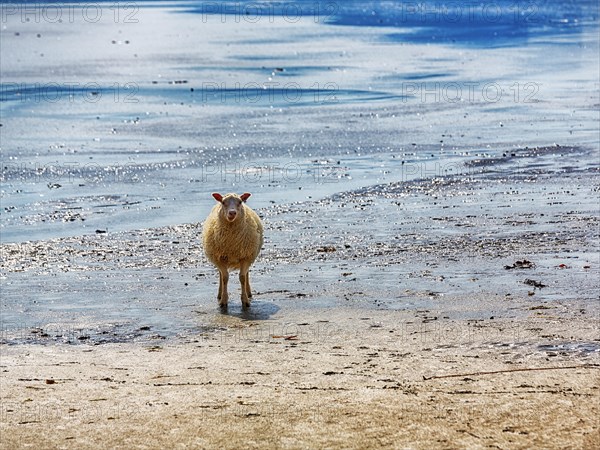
212,192,251,223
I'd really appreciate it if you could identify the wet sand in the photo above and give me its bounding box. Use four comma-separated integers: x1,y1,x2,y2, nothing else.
2,153,599,448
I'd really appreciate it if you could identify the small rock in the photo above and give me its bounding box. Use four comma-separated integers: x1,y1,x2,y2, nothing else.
524,279,546,289
317,246,336,253
505,260,535,270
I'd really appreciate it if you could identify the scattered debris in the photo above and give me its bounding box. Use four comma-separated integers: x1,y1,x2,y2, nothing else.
317,246,336,253
271,335,298,340
524,279,546,289
505,260,535,270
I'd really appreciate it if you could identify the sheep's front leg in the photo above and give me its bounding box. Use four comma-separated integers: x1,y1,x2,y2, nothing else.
217,271,222,300
218,267,229,307
245,271,253,299
239,262,251,308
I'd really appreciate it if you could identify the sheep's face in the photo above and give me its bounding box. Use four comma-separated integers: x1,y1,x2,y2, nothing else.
222,195,243,222
212,192,252,223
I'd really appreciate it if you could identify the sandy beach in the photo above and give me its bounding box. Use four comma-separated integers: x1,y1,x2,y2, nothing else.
1,1,599,449
1,315,598,449
2,163,599,448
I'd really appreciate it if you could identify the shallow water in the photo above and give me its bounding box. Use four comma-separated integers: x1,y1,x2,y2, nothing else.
1,1,598,243
1,1,599,343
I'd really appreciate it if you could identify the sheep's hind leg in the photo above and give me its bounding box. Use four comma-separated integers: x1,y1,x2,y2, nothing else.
239,262,251,308
218,267,229,307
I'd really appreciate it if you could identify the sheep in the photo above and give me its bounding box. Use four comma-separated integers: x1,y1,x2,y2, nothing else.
202,192,264,308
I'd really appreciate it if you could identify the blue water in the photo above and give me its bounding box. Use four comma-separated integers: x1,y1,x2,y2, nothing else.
1,0,598,243
183,0,599,47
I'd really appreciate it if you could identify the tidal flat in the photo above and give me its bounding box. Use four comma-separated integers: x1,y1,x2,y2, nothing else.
1,1,599,448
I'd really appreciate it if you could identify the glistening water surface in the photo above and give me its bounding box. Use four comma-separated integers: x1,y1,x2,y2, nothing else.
0,1,598,343
1,1,597,242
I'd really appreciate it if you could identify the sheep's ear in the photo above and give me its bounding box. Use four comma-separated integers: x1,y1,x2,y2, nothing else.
240,192,251,202
212,193,223,203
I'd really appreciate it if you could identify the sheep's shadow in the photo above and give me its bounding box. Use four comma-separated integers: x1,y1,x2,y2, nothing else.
218,301,280,320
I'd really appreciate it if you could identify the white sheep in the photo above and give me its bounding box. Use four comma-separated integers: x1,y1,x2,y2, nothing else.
202,192,264,308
